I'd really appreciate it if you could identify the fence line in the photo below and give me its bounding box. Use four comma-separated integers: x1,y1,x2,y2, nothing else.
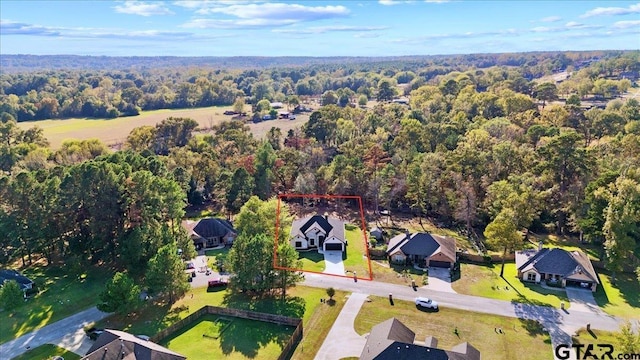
150,305,302,360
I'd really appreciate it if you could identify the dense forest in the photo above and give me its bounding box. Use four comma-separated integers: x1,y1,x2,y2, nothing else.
0,50,639,284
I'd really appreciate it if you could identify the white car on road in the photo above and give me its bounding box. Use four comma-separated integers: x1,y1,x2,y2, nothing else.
415,297,438,309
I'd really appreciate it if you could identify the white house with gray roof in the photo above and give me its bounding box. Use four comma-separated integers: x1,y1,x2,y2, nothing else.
515,244,599,291
290,214,345,252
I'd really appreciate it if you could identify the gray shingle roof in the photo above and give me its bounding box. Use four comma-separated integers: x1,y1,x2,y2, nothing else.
190,218,235,238
0,269,33,289
360,318,480,360
83,329,185,360
386,233,456,262
516,247,598,283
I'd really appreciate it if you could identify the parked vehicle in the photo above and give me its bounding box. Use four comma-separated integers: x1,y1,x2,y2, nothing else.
415,297,438,309
208,278,228,288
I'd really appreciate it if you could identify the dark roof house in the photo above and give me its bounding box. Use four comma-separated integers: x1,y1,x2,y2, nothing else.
361,318,480,360
386,232,457,268
83,329,185,360
182,218,236,249
0,269,34,291
515,245,599,291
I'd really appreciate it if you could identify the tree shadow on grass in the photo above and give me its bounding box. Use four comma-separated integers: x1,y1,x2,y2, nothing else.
219,318,294,358
511,295,562,346
299,251,324,265
221,291,306,320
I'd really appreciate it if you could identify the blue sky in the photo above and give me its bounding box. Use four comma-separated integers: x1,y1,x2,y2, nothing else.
1,1,639,56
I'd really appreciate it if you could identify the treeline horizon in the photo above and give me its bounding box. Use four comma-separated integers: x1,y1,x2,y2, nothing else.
2,50,638,122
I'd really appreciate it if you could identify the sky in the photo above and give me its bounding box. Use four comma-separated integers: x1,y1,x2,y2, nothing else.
0,0,639,57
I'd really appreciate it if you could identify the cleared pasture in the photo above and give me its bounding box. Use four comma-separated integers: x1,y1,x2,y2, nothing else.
16,105,309,149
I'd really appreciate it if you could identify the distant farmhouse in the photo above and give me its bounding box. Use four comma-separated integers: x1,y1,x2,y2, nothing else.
182,218,236,250
386,232,457,269
360,318,480,360
83,329,185,360
0,269,34,292
290,214,346,252
515,244,599,292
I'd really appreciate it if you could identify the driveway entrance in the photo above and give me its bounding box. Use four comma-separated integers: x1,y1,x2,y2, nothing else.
423,266,456,293
565,287,601,314
323,251,345,276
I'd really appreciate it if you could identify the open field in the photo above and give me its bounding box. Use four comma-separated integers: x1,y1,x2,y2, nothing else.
95,286,347,359
451,263,570,308
10,344,81,360
354,296,552,360
16,105,310,149
161,315,294,360
0,264,110,345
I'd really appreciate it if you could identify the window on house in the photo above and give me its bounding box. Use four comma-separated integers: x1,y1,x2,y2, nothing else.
527,273,536,281
295,241,302,248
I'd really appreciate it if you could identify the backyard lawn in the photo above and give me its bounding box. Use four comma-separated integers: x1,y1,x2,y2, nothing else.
0,265,110,344
95,286,348,359
451,263,570,308
354,296,552,360
11,344,81,360
161,315,294,360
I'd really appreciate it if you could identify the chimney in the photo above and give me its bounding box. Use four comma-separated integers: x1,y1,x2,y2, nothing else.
538,241,543,251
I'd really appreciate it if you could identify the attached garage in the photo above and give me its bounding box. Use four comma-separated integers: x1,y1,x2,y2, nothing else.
428,260,451,268
324,243,343,251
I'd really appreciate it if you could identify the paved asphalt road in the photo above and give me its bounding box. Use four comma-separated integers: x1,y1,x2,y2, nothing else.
0,306,110,360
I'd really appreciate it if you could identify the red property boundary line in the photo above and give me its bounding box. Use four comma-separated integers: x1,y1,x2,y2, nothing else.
273,194,373,281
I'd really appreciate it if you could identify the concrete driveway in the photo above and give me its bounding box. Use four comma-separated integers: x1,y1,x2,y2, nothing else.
314,292,368,360
565,287,601,314
423,267,456,293
323,251,345,276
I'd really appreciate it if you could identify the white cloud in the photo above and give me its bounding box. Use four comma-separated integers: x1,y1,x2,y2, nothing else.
581,3,640,18
531,26,551,33
612,20,640,29
197,2,349,18
425,0,449,3
180,3,349,29
273,25,388,34
378,0,414,5
114,1,174,16
540,16,562,23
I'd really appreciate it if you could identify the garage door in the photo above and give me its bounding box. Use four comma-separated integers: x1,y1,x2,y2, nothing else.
429,261,451,268
325,243,343,251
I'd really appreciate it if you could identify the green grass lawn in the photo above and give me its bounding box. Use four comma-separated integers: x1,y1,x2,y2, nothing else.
572,327,630,358
343,224,372,279
451,263,569,308
298,251,325,273
161,315,294,360
0,265,110,344
593,271,640,320
10,344,81,360
96,285,346,359
370,260,428,287
354,296,552,360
